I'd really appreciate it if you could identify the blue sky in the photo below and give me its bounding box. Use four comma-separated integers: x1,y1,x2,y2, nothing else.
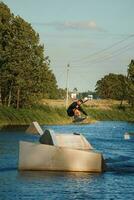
3,0,134,92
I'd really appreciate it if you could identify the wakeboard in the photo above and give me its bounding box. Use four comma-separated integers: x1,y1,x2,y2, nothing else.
72,117,86,123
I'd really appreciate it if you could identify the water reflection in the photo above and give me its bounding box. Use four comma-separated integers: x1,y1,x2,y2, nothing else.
18,170,100,181
17,171,104,200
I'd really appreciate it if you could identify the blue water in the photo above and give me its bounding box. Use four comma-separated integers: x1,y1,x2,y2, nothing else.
0,121,134,200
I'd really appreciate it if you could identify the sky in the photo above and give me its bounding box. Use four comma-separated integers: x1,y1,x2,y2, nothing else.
2,0,134,92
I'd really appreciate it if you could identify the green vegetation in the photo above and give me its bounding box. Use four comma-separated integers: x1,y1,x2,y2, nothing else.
95,74,127,100
0,2,63,109
0,105,71,127
0,102,134,128
127,60,134,107
85,107,134,122
95,60,134,108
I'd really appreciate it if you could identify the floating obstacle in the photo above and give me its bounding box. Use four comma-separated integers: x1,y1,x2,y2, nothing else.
18,122,106,172
124,132,134,140
26,121,44,135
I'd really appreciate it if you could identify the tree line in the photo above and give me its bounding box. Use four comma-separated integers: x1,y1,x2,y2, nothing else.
1,2,133,109
75,60,134,108
0,2,66,108
95,60,134,107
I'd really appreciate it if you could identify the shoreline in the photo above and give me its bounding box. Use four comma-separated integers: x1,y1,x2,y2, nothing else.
0,119,134,131
0,102,134,129
0,118,96,130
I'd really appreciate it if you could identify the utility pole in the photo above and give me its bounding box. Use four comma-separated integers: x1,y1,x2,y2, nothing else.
65,64,70,108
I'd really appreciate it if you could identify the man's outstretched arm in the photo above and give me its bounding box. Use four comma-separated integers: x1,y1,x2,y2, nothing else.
79,107,88,116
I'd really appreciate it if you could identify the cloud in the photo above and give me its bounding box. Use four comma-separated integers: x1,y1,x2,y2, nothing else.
44,20,105,32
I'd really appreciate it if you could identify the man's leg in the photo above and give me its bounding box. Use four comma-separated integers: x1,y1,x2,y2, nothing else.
73,109,82,121
74,109,81,117
73,109,87,122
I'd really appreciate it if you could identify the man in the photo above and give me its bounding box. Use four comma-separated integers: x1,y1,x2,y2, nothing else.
67,99,88,121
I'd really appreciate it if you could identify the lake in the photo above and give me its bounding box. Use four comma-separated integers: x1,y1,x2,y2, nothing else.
0,121,134,200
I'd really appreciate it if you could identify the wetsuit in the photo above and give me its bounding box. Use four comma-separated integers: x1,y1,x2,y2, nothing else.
67,102,87,117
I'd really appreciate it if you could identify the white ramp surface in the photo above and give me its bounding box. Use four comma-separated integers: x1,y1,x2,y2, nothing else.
26,121,44,135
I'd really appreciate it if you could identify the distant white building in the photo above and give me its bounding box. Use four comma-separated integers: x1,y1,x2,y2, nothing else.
71,88,79,100
88,94,93,100
71,93,77,100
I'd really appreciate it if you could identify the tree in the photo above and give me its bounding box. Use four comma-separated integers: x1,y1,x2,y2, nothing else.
0,2,14,106
95,73,127,101
57,88,66,99
0,2,58,108
127,60,134,107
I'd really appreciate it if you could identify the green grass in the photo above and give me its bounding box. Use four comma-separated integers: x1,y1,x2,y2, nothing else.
0,104,134,128
85,107,134,122
0,105,71,127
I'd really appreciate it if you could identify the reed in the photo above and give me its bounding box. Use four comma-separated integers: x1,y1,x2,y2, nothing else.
0,103,133,127
86,107,134,122
0,105,71,127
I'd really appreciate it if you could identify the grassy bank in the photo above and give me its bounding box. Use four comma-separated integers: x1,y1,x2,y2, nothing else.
0,100,134,127
0,105,71,127
85,107,134,122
